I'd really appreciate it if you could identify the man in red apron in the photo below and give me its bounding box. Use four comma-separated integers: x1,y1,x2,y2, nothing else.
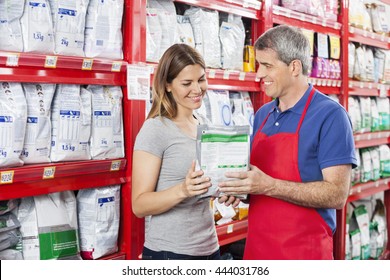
219,25,357,260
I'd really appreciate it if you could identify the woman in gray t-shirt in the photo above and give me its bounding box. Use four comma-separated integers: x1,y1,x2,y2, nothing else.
132,44,238,260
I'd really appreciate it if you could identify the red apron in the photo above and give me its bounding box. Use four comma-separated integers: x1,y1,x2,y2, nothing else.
244,88,333,260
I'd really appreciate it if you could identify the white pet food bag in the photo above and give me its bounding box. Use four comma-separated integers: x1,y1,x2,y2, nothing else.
0,0,24,52
77,185,121,260
196,124,250,199
89,85,124,159
219,14,245,71
147,0,177,60
18,191,81,260
146,8,162,62
207,90,233,126
20,0,55,54
50,84,92,162
176,15,195,48
240,92,254,136
21,83,55,164
49,0,89,56
0,82,27,168
84,0,124,59
184,7,221,68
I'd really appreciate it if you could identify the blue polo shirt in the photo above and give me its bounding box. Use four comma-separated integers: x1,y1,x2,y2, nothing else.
252,84,357,233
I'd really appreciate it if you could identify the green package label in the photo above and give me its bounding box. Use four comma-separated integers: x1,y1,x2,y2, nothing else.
39,229,78,260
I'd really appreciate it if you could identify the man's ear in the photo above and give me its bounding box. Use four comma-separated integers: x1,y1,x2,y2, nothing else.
290,60,303,76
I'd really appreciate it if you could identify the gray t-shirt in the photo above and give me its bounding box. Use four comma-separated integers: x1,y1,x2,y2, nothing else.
134,116,219,256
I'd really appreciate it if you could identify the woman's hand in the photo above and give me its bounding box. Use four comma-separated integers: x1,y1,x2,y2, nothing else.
180,160,211,198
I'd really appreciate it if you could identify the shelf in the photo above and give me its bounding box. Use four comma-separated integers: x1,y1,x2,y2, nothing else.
0,51,127,86
0,159,127,200
309,78,341,95
206,69,260,91
354,131,390,148
272,6,342,36
174,0,261,19
348,80,390,97
348,178,390,202
216,219,248,246
349,26,390,49
148,63,260,92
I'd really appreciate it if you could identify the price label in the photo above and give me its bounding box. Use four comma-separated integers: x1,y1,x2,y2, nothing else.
6,53,20,67
239,72,246,81
82,59,93,70
208,69,216,79
110,160,121,171
227,224,234,234
44,56,58,68
43,167,56,179
223,71,230,80
0,171,14,184
111,61,122,72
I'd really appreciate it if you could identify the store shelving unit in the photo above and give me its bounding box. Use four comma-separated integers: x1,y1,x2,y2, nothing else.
1,0,389,261
125,0,390,260
0,4,129,260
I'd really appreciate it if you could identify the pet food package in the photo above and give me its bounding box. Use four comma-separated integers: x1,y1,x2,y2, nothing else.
196,124,250,199
348,43,356,79
349,0,372,31
376,97,390,131
84,0,124,59
17,191,81,260
379,144,390,178
0,82,27,168
88,85,124,159
371,199,388,254
146,0,177,62
207,90,233,126
20,0,55,54
146,8,162,62
21,83,55,164
354,205,370,259
50,85,92,162
176,15,195,48
184,7,221,68
0,212,21,252
49,0,89,56
359,97,372,133
219,14,245,71
0,0,24,52
77,185,121,260
368,3,389,34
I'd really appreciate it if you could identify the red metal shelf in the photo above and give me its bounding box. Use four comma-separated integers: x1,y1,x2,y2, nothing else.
272,5,342,36
348,80,390,97
354,131,390,148
174,0,261,20
0,51,127,85
349,26,390,49
0,159,127,200
309,78,342,95
348,178,390,202
216,219,248,246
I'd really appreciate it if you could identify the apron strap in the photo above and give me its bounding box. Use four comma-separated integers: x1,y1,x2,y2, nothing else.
295,87,316,133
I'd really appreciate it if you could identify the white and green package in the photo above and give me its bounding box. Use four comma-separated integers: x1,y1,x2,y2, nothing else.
354,204,370,260
196,124,250,199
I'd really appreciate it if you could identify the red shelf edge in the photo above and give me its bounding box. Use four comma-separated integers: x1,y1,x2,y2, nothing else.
0,51,127,73
174,0,261,20
216,219,248,246
0,158,127,185
348,178,390,202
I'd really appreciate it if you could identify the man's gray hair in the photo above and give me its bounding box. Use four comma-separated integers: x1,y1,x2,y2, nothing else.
254,25,311,75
